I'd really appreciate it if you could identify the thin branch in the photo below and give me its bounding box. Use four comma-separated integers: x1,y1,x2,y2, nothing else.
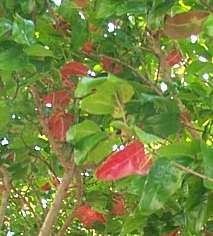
56,169,83,236
38,161,75,236
172,161,213,183
98,53,162,96
114,92,128,124
0,166,11,229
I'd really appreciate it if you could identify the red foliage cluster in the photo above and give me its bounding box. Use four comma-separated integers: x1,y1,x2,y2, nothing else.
73,204,106,228
101,56,122,74
166,50,182,66
111,194,126,216
41,183,51,192
7,152,14,161
43,91,71,107
95,141,152,181
82,41,93,55
60,61,89,80
48,111,74,142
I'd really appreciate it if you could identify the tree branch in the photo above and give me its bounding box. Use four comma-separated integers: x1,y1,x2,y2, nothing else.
38,161,76,236
0,166,11,229
56,169,83,236
172,161,213,183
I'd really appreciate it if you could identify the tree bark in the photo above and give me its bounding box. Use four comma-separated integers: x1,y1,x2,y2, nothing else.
0,166,11,229
38,162,75,236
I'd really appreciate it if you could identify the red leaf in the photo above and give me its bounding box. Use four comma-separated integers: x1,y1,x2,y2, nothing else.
101,56,122,75
75,0,88,8
41,183,51,192
82,41,93,55
48,111,74,142
60,61,89,80
166,50,182,67
95,141,152,181
165,229,179,236
7,152,14,161
111,194,126,216
73,204,106,228
43,91,71,107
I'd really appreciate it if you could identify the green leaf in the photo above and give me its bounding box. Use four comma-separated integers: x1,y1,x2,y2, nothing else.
24,44,54,57
75,77,106,98
0,46,31,72
134,126,161,144
184,192,213,234
0,18,12,40
203,14,213,37
201,143,213,190
139,158,184,214
74,132,107,165
158,140,201,158
80,92,116,115
12,14,35,45
143,112,180,137
108,74,135,103
66,119,100,144
86,136,121,164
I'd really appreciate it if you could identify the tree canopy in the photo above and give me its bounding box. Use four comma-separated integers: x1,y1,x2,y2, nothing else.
0,0,213,235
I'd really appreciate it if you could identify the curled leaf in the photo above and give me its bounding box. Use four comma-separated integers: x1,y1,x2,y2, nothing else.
95,141,152,181
163,10,209,39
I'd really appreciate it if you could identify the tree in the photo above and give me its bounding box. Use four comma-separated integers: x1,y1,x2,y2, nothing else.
0,0,212,235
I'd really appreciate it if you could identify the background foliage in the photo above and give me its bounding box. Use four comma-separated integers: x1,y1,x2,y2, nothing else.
0,0,212,235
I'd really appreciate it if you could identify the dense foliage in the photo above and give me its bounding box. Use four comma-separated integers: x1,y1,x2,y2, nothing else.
0,0,212,235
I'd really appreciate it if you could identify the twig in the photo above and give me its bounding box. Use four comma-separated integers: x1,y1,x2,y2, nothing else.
38,161,75,236
56,169,83,236
114,92,128,124
172,161,213,183
0,166,11,229
99,53,162,96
